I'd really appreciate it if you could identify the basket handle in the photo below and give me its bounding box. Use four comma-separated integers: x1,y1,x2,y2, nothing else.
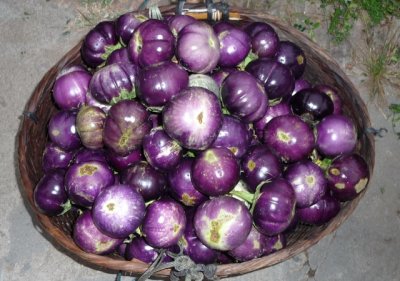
176,0,235,21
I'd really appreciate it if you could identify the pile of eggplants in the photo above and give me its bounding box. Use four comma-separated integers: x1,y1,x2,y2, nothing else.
34,11,370,266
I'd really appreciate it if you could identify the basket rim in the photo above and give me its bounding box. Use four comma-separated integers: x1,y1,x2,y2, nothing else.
17,4,375,278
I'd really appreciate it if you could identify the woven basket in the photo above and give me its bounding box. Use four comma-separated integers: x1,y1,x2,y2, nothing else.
17,4,375,279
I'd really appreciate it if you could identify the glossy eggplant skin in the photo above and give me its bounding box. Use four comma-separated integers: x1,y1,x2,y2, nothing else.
221,71,268,123
103,100,151,156
246,58,295,100
128,19,175,68
290,88,334,121
176,21,220,73
34,170,69,216
192,147,240,197
162,87,223,150
253,178,296,236
89,63,138,104
138,61,189,107
81,21,119,68
241,145,283,192
142,127,183,172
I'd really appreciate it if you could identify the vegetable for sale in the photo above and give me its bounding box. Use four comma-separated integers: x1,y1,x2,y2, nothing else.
253,178,296,236
89,63,138,104
192,147,240,196
241,144,283,192
65,160,115,208
103,100,151,155
73,211,123,255
81,21,120,68
221,71,268,122
326,154,369,202
194,196,252,251
177,21,220,73
92,184,146,238
138,61,189,107
48,110,81,151
316,114,357,157
52,65,90,110
128,19,175,68
264,115,315,162
162,87,223,150
34,170,69,216
120,161,166,202
76,106,106,150
141,197,186,248
143,127,183,171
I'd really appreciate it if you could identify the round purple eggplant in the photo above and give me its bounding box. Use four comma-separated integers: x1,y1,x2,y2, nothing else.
76,106,106,150
115,12,148,45
221,71,268,122
53,65,90,110
192,147,240,196
73,211,123,255
241,145,283,192
188,74,220,98
106,148,142,171
290,88,334,121
314,84,343,115
276,41,306,79
65,160,115,208
211,115,252,158
128,19,175,68
48,110,81,151
167,15,196,37
81,21,120,68
264,115,315,162
316,114,357,157
138,61,189,107
262,233,287,256
125,237,158,263
74,148,107,165
177,21,220,73
246,58,295,100
162,87,223,150
105,47,133,65
181,208,218,264
228,226,266,262
103,100,151,155
34,170,69,216
194,196,252,251
143,127,183,171
284,160,327,208
253,178,296,236
246,22,280,58
254,102,292,140
213,22,251,67
211,67,237,88
120,161,166,202
89,63,138,104
297,193,340,225
168,158,208,207
92,184,146,238
42,142,75,173
326,154,369,202
142,198,186,248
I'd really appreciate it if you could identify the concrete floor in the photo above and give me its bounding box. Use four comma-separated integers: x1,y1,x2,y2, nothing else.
1,1,399,280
